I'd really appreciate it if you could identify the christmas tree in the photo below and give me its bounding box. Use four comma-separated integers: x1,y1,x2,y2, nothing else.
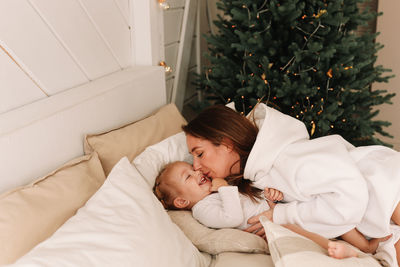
199,0,395,146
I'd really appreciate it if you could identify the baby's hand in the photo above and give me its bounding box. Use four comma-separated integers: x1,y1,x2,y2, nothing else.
211,178,228,192
264,188,283,202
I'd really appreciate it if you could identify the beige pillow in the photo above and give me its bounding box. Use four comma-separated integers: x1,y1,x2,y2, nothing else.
84,103,187,175
260,217,382,267
0,152,106,265
213,252,274,267
168,210,269,255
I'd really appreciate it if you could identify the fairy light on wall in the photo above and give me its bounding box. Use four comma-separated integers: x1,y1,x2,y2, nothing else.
158,0,170,10
159,61,172,73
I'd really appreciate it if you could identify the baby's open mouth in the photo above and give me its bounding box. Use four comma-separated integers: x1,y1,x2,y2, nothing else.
199,176,208,185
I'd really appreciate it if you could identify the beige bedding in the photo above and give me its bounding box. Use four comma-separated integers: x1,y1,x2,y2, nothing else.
0,102,386,267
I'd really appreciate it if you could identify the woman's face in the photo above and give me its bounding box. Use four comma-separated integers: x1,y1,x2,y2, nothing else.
186,134,240,179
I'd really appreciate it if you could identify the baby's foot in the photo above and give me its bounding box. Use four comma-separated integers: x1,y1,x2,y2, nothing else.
327,241,358,259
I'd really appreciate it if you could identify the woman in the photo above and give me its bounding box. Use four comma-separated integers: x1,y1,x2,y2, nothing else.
182,103,400,242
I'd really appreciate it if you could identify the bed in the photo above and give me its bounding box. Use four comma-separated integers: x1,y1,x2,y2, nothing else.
0,66,390,267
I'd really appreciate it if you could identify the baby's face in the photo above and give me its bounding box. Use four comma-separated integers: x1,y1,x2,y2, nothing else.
170,162,212,205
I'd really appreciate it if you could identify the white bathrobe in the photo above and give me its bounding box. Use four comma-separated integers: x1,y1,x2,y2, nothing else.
244,103,400,239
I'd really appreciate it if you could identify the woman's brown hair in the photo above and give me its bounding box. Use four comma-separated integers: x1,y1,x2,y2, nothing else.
182,105,262,201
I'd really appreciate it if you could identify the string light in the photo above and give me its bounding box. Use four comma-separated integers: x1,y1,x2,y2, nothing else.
157,0,170,10
158,61,172,73
261,73,268,85
314,9,327,18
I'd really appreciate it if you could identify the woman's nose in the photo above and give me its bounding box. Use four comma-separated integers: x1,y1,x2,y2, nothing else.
193,159,201,170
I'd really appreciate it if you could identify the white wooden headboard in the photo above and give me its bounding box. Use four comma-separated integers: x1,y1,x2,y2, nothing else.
0,66,166,194
0,0,195,193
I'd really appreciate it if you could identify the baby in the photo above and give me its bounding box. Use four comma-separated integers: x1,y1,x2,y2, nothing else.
153,161,365,259
153,161,272,230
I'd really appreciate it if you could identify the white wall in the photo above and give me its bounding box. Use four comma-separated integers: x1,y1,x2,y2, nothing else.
0,0,132,115
372,1,400,150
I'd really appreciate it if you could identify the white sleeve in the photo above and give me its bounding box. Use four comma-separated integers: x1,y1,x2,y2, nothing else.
271,138,369,238
192,186,244,229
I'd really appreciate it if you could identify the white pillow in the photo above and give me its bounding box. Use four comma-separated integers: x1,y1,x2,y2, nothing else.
10,157,210,267
133,131,192,187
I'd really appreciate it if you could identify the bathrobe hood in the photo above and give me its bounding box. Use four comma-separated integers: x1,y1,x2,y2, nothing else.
244,103,309,180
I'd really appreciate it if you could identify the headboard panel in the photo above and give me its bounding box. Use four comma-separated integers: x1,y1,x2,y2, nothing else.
0,66,166,193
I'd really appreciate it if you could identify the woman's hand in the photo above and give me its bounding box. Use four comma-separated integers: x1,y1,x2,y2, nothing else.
244,200,275,239
211,178,228,192
264,187,283,202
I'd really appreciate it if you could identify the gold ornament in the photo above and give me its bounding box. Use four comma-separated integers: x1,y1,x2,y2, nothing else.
326,68,333,78
311,121,316,136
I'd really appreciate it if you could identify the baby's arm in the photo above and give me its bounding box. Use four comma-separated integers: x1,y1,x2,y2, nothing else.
340,228,392,254
192,182,244,229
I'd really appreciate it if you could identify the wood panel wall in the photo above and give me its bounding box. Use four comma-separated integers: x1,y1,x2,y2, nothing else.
0,0,131,114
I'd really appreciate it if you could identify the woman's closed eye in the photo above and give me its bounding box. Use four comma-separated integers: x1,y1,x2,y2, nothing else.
196,152,203,158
